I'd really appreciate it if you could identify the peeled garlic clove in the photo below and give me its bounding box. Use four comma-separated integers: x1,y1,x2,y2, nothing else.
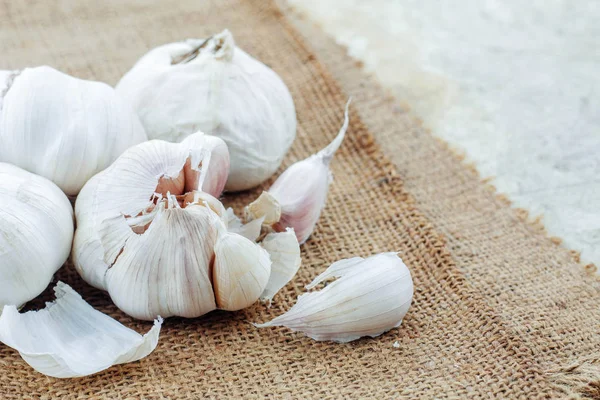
256,252,413,343
247,100,350,244
0,66,148,195
0,163,73,311
0,282,162,378
259,229,301,303
213,232,271,311
73,134,229,320
116,29,297,191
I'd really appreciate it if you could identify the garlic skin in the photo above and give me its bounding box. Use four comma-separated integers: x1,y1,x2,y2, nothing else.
0,66,148,196
0,282,162,378
0,163,73,311
260,229,302,303
73,134,271,320
247,100,350,244
116,29,297,191
256,252,413,343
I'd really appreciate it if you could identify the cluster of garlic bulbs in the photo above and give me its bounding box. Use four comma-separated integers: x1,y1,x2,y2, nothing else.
0,29,414,379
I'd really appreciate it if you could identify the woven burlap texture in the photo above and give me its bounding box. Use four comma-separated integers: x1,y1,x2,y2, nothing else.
0,1,598,398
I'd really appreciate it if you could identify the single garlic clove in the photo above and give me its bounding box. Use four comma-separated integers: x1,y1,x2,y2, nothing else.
180,133,230,198
256,252,413,343
0,163,73,311
0,66,148,195
212,232,272,311
246,100,350,244
116,29,297,192
259,228,302,304
0,282,162,378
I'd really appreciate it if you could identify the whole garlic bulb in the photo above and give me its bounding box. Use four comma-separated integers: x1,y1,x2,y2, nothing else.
73,133,273,320
0,163,73,311
116,29,297,191
0,66,148,196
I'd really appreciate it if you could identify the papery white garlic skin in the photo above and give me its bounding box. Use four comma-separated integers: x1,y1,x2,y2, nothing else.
260,228,301,303
0,163,73,311
213,232,271,311
0,66,148,195
116,29,297,191
0,282,162,378
256,252,413,343
247,100,350,244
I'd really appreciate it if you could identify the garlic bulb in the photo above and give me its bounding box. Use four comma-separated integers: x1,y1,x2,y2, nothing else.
256,252,413,343
260,229,302,304
246,100,350,244
116,29,297,191
0,66,148,195
73,133,276,320
0,163,73,311
0,282,162,378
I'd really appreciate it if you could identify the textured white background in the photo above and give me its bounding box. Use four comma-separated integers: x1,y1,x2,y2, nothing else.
289,0,600,266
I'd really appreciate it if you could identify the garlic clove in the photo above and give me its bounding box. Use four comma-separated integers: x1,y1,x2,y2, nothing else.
116,30,297,192
0,282,162,378
226,208,265,242
103,200,223,320
246,100,350,244
0,66,148,195
180,133,230,198
256,252,413,343
0,163,73,311
212,232,272,311
259,229,302,304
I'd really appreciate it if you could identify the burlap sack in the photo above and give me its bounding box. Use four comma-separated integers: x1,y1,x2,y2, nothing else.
0,1,598,398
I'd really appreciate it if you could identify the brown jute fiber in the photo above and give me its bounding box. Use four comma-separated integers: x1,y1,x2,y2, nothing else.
0,1,598,398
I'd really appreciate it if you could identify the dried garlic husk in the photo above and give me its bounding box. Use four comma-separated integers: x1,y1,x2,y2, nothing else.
256,252,413,343
0,163,73,311
0,66,148,195
246,100,350,244
259,229,301,304
116,29,297,191
73,133,273,320
0,282,162,378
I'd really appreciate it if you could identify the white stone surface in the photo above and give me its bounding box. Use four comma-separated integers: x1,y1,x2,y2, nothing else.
289,0,600,266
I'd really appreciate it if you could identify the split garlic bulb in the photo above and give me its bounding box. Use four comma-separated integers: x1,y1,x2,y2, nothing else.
257,253,413,343
0,66,148,195
73,133,276,320
116,29,297,191
0,163,73,311
247,100,350,244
